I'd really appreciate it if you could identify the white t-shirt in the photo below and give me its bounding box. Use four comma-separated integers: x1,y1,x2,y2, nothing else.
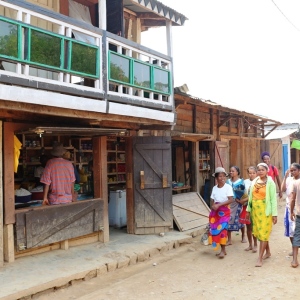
244,178,253,195
292,178,300,215
210,183,234,203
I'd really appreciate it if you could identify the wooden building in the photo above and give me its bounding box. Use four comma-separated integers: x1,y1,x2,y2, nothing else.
0,0,188,265
172,88,282,203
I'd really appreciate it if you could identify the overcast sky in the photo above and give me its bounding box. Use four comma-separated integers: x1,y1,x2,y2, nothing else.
142,0,300,124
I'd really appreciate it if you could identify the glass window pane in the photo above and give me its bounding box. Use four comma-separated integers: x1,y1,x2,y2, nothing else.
31,30,61,67
0,20,18,58
154,68,169,93
134,62,150,89
71,42,97,75
109,53,130,83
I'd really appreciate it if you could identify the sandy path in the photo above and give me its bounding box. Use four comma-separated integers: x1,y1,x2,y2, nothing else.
36,199,299,300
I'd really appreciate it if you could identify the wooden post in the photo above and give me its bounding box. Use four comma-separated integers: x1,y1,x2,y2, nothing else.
4,224,14,263
166,20,173,57
126,137,134,234
0,121,3,266
93,136,108,242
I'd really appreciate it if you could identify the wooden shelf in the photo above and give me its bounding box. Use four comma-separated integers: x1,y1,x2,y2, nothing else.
199,150,210,172
107,137,126,186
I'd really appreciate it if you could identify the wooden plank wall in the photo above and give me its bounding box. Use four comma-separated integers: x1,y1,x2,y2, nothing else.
269,139,283,178
242,139,261,177
174,104,193,133
196,107,211,134
175,104,212,134
230,138,262,179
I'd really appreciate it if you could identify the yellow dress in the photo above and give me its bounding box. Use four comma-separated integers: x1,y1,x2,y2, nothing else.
251,183,273,241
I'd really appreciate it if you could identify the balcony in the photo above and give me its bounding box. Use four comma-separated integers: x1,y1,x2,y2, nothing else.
0,0,174,123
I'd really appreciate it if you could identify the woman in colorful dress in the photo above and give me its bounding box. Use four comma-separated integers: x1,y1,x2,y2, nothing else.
240,166,258,252
209,167,234,258
246,163,277,267
281,163,300,256
226,166,247,245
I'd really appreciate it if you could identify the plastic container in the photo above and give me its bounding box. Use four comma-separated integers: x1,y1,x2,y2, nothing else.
31,191,44,200
108,190,126,228
15,194,32,203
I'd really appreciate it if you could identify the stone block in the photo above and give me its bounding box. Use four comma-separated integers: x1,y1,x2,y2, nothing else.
97,264,108,276
84,270,97,281
106,261,118,272
117,257,130,269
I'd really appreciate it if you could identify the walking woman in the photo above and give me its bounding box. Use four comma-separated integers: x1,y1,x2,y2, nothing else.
226,166,247,245
281,163,300,256
246,163,277,267
208,167,234,258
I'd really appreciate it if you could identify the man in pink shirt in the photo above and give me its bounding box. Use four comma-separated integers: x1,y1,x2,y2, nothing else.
41,144,76,205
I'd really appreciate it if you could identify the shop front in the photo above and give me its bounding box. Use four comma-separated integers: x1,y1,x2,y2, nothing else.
3,123,127,259
2,122,175,262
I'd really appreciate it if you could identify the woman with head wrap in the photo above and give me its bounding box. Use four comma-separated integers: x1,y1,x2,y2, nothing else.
261,151,282,199
246,162,278,267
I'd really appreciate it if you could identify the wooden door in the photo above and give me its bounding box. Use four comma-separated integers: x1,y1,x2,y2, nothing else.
214,141,229,172
132,136,173,234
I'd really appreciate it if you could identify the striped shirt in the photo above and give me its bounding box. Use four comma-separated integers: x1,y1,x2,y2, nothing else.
40,158,76,205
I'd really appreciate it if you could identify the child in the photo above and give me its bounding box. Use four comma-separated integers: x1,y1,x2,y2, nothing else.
239,166,258,252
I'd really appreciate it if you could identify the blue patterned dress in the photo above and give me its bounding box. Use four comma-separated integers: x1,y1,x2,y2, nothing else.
226,178,245,231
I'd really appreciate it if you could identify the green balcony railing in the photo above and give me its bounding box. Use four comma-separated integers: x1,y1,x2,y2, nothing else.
108,51,171,95
0,17,99,78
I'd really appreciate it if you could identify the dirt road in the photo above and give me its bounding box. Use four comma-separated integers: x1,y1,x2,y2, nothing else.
36,200,300,300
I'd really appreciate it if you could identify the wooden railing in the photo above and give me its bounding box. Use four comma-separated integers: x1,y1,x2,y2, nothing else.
0,0,173,110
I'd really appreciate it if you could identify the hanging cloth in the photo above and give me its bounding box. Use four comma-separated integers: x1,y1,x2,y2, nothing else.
14,135,22,173
68,0,95,45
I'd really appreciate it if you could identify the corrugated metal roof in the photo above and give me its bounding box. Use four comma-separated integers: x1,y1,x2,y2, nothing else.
124,0,188,26
174,87,281,124
264,128,299,140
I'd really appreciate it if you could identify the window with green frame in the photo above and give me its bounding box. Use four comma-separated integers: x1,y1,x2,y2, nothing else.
0,17,99,78
109,50,171,95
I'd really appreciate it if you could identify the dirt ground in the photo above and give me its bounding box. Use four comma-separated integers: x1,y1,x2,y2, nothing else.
35,199,300,300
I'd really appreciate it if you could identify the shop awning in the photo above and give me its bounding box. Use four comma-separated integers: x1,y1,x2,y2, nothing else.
171,132,214,142
16,127,127,137
264,129,298,140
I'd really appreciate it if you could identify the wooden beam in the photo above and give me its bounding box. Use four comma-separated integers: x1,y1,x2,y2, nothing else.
220,134,265,140
218,116,232,128
93,136,108,243
137,12,165,19
142,20,168,27
263,125,279,139
0,100,172,127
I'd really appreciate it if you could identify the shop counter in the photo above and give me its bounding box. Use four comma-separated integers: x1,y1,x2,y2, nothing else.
15,198,103,251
